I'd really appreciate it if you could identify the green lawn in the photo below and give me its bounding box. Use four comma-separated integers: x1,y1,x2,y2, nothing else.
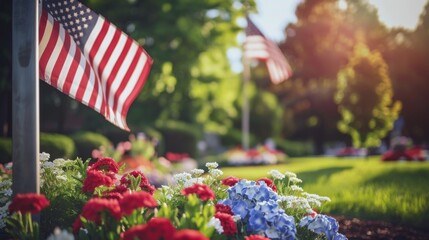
220,156,429,229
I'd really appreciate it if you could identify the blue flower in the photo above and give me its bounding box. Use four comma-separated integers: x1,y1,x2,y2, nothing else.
273,214,296,240
232,200,250,219
299,214,347,240
256,200,279,221
248,209,268,232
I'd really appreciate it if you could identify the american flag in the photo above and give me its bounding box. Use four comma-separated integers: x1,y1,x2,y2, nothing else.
244,16,292,84
39,0,153,131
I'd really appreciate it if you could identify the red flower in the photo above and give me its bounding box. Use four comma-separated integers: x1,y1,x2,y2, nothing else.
72,216,83,234
82,170,114,193
81,198,121,223
102,192,123,201
120,171,156,195
119,191,158,216
245,235,271,240
88,157,120,174
214,212,237,236
257,177,277,192
8,193,49,214
221,176,240,187
123,218,176,240
181,184,215,201
173,229,209,240
165,152,189,162
215,204,233,215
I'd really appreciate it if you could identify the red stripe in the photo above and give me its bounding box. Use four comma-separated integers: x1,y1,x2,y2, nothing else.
87,20,110,116
75,60,91,104
50,27,71,89
111,49,142,115
39,16,60,83
62,45,80,95
38,11,48,79
98,29,122,106
121,52,152,119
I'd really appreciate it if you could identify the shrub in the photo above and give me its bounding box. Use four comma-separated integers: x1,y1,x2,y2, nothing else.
40,133,75,159
0,138,12,164
274,138,314,157
219,128,257,148
156,121,201,158
72,131,112,159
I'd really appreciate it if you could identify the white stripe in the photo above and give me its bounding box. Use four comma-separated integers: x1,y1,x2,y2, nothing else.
57,33,77,91
108,37,138,118
68,49,86,98
81,59,96,106
101,29,126,81
43,14,64,84
115,52,146,126
92,23,116,88
39,13,53,62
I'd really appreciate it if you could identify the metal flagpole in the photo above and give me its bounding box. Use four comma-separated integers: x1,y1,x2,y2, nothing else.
242,54,251,150
12,0,40,195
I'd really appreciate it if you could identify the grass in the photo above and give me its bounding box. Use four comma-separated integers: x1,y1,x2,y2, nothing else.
220,156,429,229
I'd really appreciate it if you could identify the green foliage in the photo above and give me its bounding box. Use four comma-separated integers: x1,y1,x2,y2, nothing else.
335,43,402,147
219,128,257,148
0,138,11,164
274,138,314,157
221,156,429,229
156,120,202,157
71,131,112,159
40,133,76,159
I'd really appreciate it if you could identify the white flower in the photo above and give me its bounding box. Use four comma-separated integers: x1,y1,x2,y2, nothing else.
232,215,241,222
290,185,303,192
53,158,68,167
209,169,223,178
1,189,12,197
56,175,68,181
40,152,50,161
46,227,75,240
0,180,12,188
173,172,192,184
42,161,55,169
207,217,223,234
184,177,204,188
284,171,297,178
190,169,204,177
205,162,218,169
289,177,302,184
268,170,285,180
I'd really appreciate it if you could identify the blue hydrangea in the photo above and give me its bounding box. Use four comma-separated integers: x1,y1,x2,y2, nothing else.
299,214,348,240
219,180,296,239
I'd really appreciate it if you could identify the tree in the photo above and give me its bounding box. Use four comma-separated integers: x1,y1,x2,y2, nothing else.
335,43,401,148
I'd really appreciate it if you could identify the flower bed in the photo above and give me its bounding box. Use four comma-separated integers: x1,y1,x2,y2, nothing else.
224,145,287,166
0,153,347,239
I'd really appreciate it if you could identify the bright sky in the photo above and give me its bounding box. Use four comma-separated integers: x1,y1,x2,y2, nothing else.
250,0,427,42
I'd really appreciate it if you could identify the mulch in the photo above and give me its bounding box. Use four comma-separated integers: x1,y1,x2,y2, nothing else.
336,216,429,240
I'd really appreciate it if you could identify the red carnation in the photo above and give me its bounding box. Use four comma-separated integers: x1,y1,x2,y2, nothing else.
215,204,233,215
88,157,120,174
245,235,270,240
8,193,49,214
120,171,156,195
81,198,121,223
181,184,215,201
102,192,123,201
123,218,176,240
173,229,209,240
214,212,237,236
221,176,240,187
119,191,158,216
257,177,277,192
82,170,114,193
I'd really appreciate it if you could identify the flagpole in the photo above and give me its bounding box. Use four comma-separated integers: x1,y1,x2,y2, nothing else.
12,0,40,196
242,53,251,150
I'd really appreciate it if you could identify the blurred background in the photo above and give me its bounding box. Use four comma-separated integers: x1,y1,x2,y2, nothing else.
1,0,429,160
